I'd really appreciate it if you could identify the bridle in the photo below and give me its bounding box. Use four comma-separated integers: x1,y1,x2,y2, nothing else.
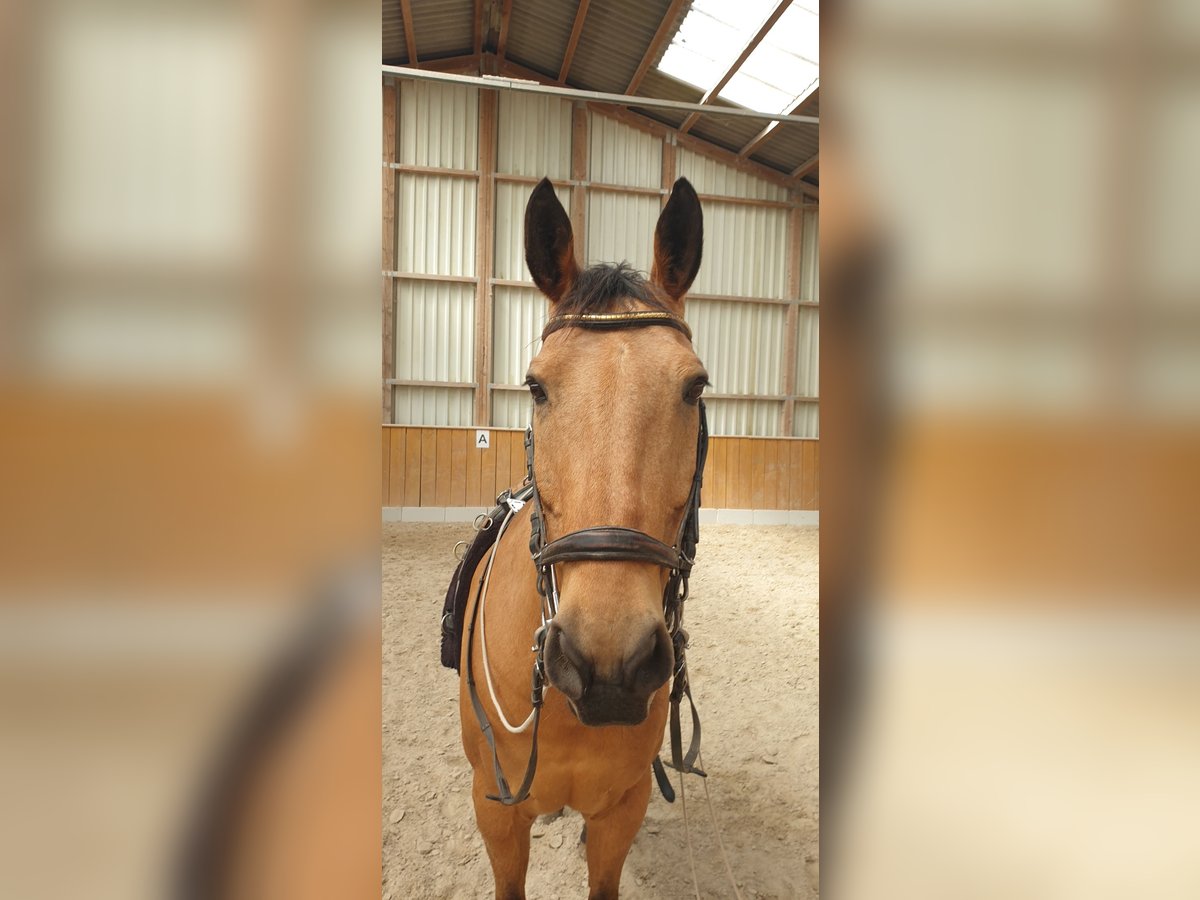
465,309,710,805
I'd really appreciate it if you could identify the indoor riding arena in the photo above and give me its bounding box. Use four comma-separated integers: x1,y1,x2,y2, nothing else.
380,2,819,897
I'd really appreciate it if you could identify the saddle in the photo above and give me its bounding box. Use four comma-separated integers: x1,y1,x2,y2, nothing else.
440,484,534,671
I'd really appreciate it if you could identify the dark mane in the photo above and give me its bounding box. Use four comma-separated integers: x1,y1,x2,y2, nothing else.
556,263,669,316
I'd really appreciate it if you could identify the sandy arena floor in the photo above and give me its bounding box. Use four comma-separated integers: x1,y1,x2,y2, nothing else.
383,522,819,899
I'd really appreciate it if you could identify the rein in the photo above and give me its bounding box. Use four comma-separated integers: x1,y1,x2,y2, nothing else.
465,310,709,806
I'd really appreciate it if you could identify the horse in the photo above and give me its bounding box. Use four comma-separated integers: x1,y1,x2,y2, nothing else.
457,176,707,899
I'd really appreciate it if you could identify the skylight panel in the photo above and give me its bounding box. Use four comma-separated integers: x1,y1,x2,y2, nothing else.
657,0,780,93
720,2,819,114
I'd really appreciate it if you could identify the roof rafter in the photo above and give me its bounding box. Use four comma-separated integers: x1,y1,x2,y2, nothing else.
558,0,592,84
677,0,792,135
738,86,817,158
473,0,483,55
626,0,690,95
789,152,818,180
399,0,418,65
496,0,514,62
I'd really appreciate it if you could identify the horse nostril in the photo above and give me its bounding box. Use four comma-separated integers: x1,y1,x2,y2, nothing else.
543,622,590,701
623,623,674,694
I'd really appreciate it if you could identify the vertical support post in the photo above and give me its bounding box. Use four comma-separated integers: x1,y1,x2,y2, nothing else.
382,79,398,423
570,102,589,260
474,89,498,427
661,131,677,200
782,190,802,437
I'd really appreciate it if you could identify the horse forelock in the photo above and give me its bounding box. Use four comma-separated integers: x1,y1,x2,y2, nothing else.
555,263,671,318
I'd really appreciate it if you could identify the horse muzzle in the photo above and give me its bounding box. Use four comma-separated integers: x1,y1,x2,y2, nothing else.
543,618,674,727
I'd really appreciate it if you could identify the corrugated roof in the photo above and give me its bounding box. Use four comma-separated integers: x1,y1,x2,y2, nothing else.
505,0,576,79
384,0,818,180
567,0,677,94
409,0,475,60
753,125,819,175
382,3,409,64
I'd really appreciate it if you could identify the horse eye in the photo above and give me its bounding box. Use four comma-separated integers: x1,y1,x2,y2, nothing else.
525,376,548,404
684,377,708,404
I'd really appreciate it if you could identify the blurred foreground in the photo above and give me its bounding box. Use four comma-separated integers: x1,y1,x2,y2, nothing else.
0,2,380,898
823,2,1200,898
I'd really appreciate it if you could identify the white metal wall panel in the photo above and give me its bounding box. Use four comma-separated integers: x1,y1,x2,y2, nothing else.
396,174,477,275
398,80,478,170
493,182,573,282
496,93,573,178
795,306,819,399
392,386,474,426
586,192,659,272
793,402,820,439
687,298,786,395
800,208,819,302
393,281,474,382
492,285,547,384
491,285,547,428
676,149,788,202
492,393,534,430
589,114,662,189
705,399,782,437
689,203,789,298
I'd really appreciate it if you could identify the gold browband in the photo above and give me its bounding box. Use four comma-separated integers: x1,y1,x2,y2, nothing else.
541,311,692,341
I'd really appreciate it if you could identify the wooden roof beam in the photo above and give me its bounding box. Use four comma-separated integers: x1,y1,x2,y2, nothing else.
496,0,513,62
790,152,818,180
738,86,817,158
626,0,690,95
677,0,792,135
473,0,484,55
400,0,418,65
558,0,591,84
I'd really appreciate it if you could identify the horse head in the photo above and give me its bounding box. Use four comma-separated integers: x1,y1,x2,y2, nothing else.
522,177,705,727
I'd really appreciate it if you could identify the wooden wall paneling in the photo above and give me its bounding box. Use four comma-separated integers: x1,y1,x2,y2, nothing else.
404,428,422,506
724,441,744,511
388,429,406,506
722,438,738,508
419,429,437,505
700,428,716,507
509,430,526,489
383,430,394,505
478,434,497,506
783,442,796,510
494,429,512,495
450,429,468,505
465,433,482,506
474,90,498,426
383,428,817,511
801,440,817,510
435,430,454,505
806,446,816,513
777,442,792,510
713,437,728,508
750,438,766,508
763,439,779,509
787,440,802,510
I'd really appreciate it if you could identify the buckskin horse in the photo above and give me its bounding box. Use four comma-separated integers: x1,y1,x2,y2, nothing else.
447,176,709,899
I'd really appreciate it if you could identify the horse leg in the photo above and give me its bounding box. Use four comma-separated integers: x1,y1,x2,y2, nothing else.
581,771,652,900
471,771,534,900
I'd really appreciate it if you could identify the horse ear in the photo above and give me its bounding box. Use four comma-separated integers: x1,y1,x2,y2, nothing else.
524,177,580,304
652,178,703,303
